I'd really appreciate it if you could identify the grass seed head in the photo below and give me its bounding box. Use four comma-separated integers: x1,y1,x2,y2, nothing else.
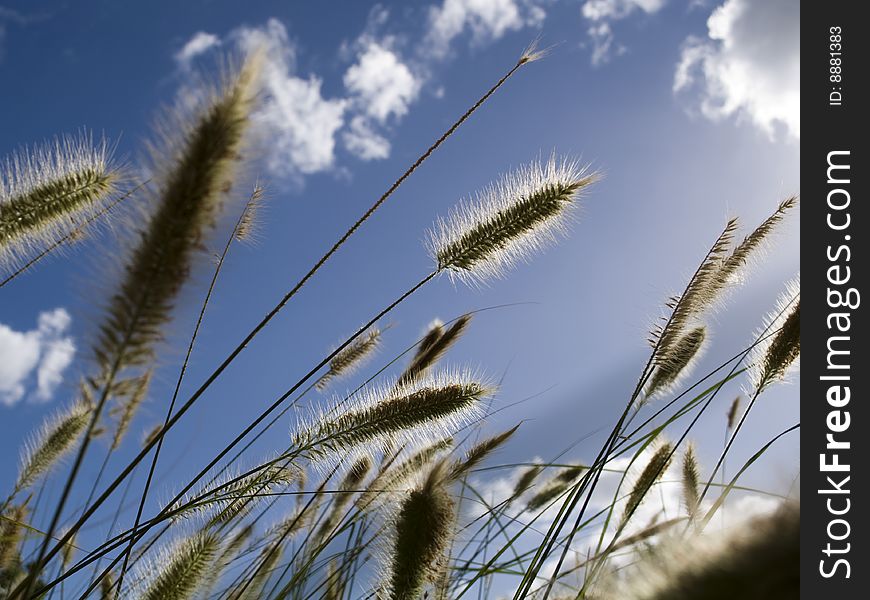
427,156,596,285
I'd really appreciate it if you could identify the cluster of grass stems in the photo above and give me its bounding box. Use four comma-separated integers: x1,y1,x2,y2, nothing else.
1,43,799,600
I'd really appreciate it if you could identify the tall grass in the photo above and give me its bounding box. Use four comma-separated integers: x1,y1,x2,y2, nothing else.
0,43,799,600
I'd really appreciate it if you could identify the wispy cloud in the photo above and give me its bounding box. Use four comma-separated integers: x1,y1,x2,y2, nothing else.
174,31,220,69
424,0,547,59
0,308,76,407
579,0,667,66
171,1,547,184
674,0,799,139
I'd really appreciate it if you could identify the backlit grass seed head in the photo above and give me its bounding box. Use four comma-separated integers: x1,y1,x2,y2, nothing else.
16,400,92,492
650,219,736,355
427,156,596,285
383,462,456,600
134,530,221,600
621,439,673,526
726,396,741,431
749,276,800,394
448,423,519,481
294,369,490,472
645,327,707,399
613,502,798,600
316,327,382,390
93,52,261,375
234,183,265,242
357,439,453,510
681,443,701,521
718,195,799,286
512,465,543,499
526,465,584,511
0,505,28,570
168,462,296,524
109,369,153,450
0,133,122,268
397,315,471,388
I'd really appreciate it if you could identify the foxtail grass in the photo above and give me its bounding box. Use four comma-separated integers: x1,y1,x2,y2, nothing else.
0,134,122,269
383,462,455,600
748,277,800,393
316,327,383,390
610,503,798,600
293,370,490,468
645,327,706,398
12,400,92,496
397,315,471,387
134,531,221,600
428,157,596,285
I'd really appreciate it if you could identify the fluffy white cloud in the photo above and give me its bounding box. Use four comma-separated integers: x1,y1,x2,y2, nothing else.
580,0,667,66
232,19,348,180
344,40,421,124
341,37,421,162
674,0,799,139
425,0,547,58
343,115,391,161
0,308,75,406
174,31,220,68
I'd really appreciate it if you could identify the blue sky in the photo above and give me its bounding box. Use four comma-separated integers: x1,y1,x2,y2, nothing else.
1,0,798,574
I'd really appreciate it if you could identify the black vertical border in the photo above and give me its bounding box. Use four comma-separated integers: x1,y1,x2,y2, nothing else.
802,1,866,597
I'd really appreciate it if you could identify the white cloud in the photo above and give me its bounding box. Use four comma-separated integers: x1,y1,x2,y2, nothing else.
344,40,421,124
174,31,220,68
580,0,667,65
674,0,799,139
343,115,391,161
0,308,75,406
425,0,547,59
232,19,348,180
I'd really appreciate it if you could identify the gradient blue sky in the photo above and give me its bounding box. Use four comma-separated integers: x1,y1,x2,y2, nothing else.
1,0,799,566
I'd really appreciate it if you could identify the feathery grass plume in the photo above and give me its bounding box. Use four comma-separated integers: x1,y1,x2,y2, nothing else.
315,327,382,390
100,570,116,600
384,462,455,600
512,465,543,499
650,219,737,355
57,528,78,572
681,444,701,521
526,465,584,511
645,327,707,398
15,401,92,493
749,277,800,393
651,198,797,359
427,156,596,285
448,424,519,481
397,315,471,387
135,531,221,600
169,462,296,524
357,439,453,510
418,319,445,356
317,457,373,540
294,369,490,469
109,369,152,450
717,195,799,285
0,133,122,268
0,506,28,570
93,51,261,379
612,502,798,600
621,441,673,526
229,542,283,600
234,182,264,242
142,423,163,448
726,396,741,431
325,558,344,600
